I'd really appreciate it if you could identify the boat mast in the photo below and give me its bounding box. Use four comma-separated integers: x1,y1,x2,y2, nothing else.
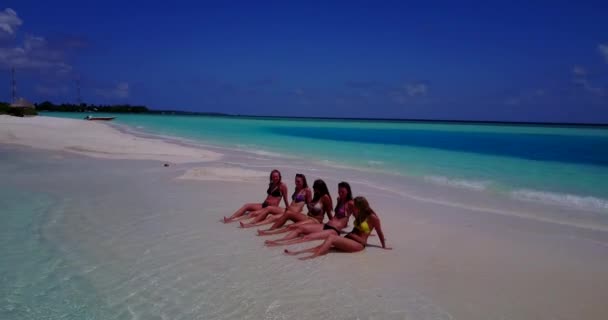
76,77,82,106
11,67,17,103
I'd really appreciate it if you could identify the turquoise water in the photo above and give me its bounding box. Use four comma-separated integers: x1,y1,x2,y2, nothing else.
44,112,608,211
0,188,111,319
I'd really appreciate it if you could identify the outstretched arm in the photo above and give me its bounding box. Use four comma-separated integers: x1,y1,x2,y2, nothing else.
370,215,391,249
281,183,290,208
347,201,354,219
324,196,333,220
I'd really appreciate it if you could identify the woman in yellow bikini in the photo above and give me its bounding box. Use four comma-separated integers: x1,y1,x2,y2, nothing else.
264,181,354,246
285,196,391,260
238,173,312,228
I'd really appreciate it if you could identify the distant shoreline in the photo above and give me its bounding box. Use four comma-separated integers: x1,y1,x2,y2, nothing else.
41,110,608,128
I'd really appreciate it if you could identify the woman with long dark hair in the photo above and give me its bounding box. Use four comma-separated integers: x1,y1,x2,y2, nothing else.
222,169,289,223
285,196,391,260
257,179,333,235
239,173,312,228
264,182,354,246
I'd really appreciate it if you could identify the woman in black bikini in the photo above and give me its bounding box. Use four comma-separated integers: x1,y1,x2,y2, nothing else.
223,169,289,223
264,182,354,246
257,179,333,235
239,174,312,228
285,196,391,260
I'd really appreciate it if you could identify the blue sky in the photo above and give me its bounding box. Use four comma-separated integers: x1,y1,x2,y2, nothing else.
1,1,607,122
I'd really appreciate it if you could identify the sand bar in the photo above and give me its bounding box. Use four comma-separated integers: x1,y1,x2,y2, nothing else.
0,115,222,163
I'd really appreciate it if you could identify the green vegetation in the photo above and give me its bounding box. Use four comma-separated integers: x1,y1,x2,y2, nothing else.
0,102,9,114
0,101,39,117
36,101,149,113
3,100,227,117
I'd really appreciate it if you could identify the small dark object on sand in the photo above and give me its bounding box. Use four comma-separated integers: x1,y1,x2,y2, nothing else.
163,163,170,167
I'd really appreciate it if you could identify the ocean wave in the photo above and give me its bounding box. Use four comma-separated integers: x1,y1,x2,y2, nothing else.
424,175,491,191
511,189,608,212
317,159,365,171
367,160,384,167
235,144,289,158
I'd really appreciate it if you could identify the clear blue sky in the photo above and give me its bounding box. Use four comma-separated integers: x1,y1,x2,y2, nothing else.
1,1,607,122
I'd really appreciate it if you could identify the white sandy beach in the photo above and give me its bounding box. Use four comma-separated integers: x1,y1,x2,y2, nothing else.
2,115,608,319
0,115,222,163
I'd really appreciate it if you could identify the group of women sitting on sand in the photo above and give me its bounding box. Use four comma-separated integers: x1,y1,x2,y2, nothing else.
222,169,391,260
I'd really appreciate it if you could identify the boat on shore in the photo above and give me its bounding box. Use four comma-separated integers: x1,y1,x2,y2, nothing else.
84,115,116,121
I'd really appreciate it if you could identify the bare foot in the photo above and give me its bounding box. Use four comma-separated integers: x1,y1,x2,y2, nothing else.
223,217,231,223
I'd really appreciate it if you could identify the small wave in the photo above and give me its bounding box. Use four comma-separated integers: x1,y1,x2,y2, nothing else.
511,189,608,212
235,144,289,158
424,175,490,191
367,160,384,167
317,159,360,170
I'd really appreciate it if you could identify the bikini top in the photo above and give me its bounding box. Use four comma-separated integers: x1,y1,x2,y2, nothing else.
354,218,371,234
291,189,307,203
334,201,347,219
267,184,282,197
307,199,324,216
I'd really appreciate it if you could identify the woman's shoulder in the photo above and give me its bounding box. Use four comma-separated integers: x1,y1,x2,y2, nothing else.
369,212,380,222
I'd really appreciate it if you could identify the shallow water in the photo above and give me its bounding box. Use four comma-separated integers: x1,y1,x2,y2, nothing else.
0,156,113,319
1,146,458,319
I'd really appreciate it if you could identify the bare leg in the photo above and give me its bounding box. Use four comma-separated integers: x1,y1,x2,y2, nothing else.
239,207,284,228
299,235,365,260
223,203,264,223
267,229,336,247
265,224,324,246
284,244,322,256
267,211,309,230
240,214,280,228
240,211,272,227
257,218,316,236
257,226,293,236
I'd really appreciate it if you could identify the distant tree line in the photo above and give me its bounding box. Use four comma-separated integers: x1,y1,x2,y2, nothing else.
0,101,38,116
1,100,228,116
0,101,9,114
35,101,150,113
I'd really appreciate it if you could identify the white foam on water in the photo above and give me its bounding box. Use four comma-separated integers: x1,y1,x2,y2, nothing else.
511,189,608,213
176,166,269,182
424,175,491,191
